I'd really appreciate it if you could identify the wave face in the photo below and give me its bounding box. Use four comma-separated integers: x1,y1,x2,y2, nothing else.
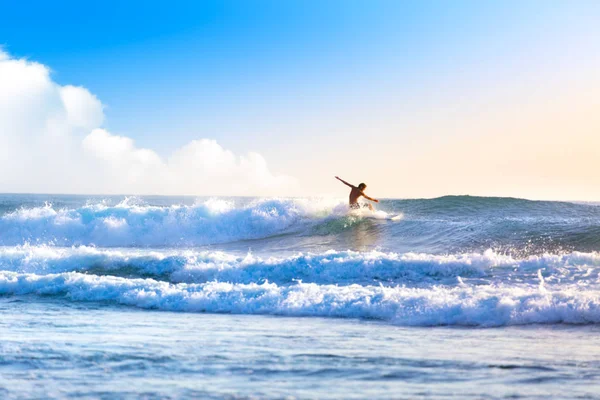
2,194,600,326
2,194,600,254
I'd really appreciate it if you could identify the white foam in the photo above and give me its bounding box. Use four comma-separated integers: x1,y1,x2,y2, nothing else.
0,198,348,247
1,270,599,326
2,245,600,286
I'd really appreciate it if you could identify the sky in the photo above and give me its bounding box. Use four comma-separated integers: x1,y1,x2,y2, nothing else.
1,0,599,200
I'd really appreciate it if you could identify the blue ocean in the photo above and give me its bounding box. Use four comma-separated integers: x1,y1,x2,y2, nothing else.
2,194,600,399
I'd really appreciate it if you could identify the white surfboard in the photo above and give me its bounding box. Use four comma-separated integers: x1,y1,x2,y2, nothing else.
354,209,403,221
389,214,403,221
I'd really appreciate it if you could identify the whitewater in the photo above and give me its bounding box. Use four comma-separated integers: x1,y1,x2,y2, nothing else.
2,193,600,398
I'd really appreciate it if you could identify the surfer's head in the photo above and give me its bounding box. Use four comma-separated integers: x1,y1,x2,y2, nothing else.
358,183,367,191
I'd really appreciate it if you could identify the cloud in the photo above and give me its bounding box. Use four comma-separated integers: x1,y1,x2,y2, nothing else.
0,50,296,196
60,85,104,130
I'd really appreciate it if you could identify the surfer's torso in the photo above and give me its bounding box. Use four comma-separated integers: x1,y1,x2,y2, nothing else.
349,187,365,205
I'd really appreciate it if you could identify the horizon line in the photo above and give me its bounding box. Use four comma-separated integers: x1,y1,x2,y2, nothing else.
0,192,596,204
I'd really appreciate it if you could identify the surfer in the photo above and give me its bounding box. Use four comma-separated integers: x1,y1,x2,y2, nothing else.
335,176,379,211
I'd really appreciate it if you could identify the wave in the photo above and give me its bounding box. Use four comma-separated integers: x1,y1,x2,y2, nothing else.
4,194,600,327
0,197,367,247
2,195,600,255
2,245,600,286
1,270,598,326
401,195,598,216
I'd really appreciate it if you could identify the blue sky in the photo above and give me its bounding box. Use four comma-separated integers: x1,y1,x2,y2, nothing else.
1,1,599,199
1,1,525,151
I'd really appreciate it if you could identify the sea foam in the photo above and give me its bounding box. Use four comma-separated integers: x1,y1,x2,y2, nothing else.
0,198,354,247
1,270,599,326
1,245,600,286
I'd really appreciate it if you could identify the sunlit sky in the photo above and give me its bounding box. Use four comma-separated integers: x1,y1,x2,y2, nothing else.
1,0,599,200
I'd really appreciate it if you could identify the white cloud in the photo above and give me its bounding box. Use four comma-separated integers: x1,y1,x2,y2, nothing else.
0,50,296,196
60,85,104,130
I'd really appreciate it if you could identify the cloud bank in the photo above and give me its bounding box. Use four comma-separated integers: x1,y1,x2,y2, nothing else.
0,50,296,196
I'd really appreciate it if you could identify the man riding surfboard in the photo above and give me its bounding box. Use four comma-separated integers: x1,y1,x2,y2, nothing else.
335,176,379,211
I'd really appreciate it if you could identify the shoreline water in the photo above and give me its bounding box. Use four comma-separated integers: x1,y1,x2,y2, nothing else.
2,297,600,399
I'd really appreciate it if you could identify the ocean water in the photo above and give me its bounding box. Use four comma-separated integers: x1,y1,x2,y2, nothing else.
1,194,600,399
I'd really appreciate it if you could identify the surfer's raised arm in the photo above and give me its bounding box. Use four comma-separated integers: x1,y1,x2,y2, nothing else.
335,176,354,188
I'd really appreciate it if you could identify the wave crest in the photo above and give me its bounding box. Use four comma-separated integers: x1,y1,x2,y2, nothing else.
0,198,348,247
2,245,600,286
1,270,599,326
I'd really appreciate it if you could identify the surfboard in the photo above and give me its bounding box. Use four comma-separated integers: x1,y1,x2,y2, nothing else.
356,210,403,221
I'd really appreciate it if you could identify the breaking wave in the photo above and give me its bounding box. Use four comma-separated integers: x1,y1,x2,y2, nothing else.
2,245,600,286
0,197,369,247
1,269,599,327
2,195,600,326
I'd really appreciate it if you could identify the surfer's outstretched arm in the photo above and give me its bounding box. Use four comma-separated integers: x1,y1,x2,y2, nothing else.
362,193,379,203
335,176,354,188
